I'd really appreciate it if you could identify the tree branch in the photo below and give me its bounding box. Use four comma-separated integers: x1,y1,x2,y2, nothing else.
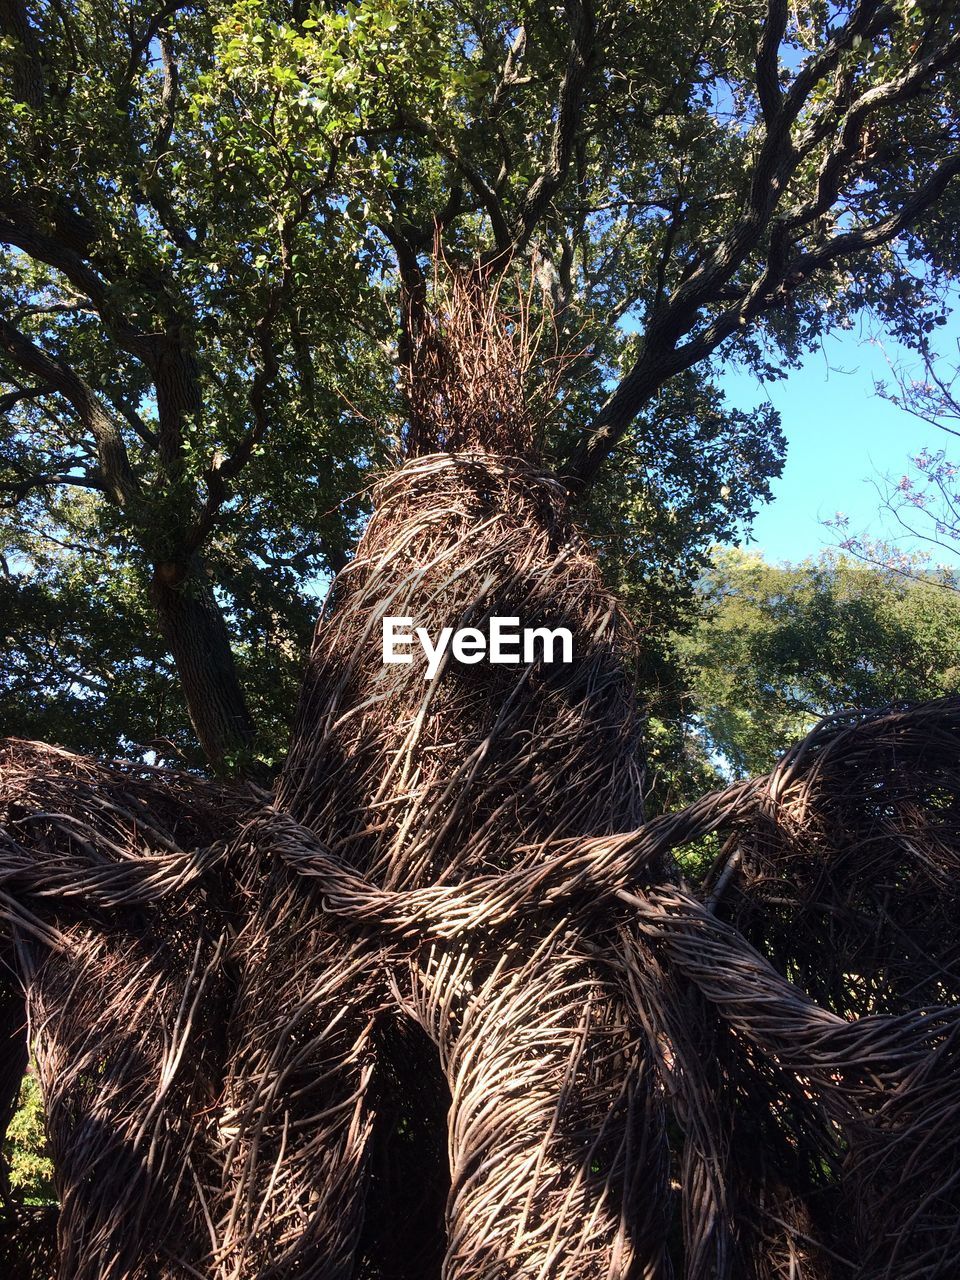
0,384,52,415
152,28,178,157
183,209,306,553
122,0,190,88
0,318,140,507
398,112,512,252
787,30,960,231
0,0,44,110
514,0,596,251
795,151,960,276
562,2,959,491
0,468,106,507
756,0,787,127
0,206,157,362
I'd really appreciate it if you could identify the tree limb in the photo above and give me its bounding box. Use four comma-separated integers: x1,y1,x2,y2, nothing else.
152,28,179,157
0,318,140,507
0,0,44,111
0,207,156,363
562,2,959,491
756,0,787,127
0,468,106,507
398,112,512,252
514,0,596,251
0,384,52,415
122,0,191,88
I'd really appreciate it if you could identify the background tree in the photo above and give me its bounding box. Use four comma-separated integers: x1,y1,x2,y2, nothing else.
676,546,960,777
0,486,319,767
3,0,960,771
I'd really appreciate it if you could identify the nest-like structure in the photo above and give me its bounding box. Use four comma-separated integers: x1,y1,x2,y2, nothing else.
0,451,958,1279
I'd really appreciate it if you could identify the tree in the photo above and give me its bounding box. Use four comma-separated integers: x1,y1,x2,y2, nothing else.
677,546,960,776
0,487,317,768
4,0,960,768
0,3,960,1278
3,1070,54,1205
832,333,960,576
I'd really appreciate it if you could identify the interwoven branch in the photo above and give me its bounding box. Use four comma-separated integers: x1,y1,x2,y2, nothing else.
0,453,957,1279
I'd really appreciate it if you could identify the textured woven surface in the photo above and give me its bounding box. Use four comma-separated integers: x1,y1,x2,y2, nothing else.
0,454,957,1278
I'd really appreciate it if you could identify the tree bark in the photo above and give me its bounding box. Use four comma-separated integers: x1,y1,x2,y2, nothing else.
149,557,256,772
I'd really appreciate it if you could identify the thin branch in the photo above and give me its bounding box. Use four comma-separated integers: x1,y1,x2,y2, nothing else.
0,383,52,414
122,0,190,88
396,112,512,252
0,318,140,506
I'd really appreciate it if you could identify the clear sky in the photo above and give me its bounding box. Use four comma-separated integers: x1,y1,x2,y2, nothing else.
720,311,960,569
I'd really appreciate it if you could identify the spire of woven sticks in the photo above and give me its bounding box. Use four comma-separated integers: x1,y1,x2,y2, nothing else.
400,254,577,460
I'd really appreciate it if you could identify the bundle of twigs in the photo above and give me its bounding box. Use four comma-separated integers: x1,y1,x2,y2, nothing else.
0,743,249,1279
0,273,957,1278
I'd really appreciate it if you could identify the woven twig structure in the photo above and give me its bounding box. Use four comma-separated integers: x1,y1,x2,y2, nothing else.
0,450,958,1279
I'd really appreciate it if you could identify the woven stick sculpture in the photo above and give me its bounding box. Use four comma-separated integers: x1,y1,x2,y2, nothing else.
0,282,958,1278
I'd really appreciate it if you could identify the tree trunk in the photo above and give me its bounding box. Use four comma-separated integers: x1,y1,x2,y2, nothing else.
149,556,256,772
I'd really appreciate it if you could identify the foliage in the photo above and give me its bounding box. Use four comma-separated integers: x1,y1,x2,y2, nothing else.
3,1071,54,1206
677,546,960,776
0,491,315,768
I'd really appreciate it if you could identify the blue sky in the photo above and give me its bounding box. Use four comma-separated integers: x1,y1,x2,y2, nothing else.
721,311,960,568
